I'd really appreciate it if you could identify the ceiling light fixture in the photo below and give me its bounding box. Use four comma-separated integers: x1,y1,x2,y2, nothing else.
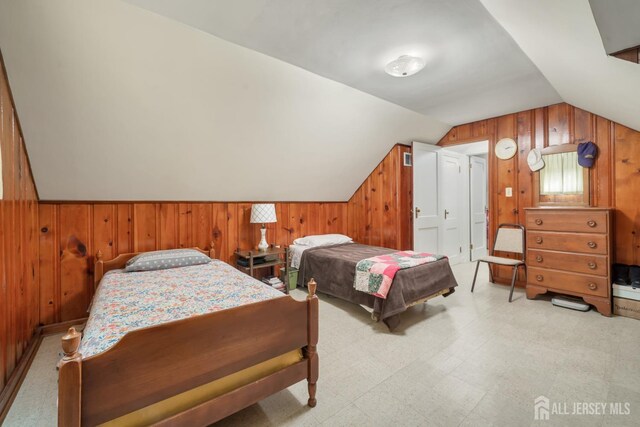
384,55,425,77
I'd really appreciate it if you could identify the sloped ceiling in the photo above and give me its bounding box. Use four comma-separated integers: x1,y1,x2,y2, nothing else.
124,0,561,125
0,0,637,202
0,0,449,201
589,0,640,54
480,0,640,133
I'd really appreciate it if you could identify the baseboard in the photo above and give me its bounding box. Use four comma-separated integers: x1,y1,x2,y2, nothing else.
0,317,88,423
41,317,88,336
0,331,43,424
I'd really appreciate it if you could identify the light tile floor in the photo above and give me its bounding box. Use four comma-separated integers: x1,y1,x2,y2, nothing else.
5,262,640,426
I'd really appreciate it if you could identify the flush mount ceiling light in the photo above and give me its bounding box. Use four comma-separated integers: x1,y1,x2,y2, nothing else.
384,55,425,77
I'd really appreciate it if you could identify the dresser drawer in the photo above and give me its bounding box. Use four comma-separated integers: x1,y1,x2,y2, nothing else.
527,231,608,255
527,250,608,276
527,267,608,297
526,210,608,234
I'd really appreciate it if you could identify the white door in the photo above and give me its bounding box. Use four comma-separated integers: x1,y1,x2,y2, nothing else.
412,142,440,254
439,151,466,265
470,156,488,261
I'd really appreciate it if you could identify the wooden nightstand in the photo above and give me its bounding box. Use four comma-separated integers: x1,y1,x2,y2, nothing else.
235,246,289,293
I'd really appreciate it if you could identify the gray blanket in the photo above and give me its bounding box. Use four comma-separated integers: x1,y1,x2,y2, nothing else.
297,243,458,330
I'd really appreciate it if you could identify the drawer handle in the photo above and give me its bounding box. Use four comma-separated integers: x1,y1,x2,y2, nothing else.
535,237,543,244
588,262,597,269
536,275,544,282
587,220,597,228
536,255,543,262
587,241,597,249
535,219,543,225
588,283,597,290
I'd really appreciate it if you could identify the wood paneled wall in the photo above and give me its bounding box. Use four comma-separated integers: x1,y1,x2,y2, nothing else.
439,102,640,284
37,145,414,325
0,54,39,390
38,202,347,324
347,144,412,251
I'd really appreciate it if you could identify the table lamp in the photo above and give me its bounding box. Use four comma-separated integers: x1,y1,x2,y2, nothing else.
250,204,277,251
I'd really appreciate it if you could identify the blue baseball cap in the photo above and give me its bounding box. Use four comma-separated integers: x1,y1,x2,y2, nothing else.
578,141,597,168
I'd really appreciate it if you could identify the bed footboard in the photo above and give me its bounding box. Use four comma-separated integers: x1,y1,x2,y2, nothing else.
58,280,319,426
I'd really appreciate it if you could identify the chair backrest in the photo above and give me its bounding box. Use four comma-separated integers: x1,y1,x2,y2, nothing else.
493,224,525,257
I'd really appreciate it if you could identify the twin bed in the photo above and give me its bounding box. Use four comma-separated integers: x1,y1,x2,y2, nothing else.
58,248,318,426
294,242,457,330
58,236,457,425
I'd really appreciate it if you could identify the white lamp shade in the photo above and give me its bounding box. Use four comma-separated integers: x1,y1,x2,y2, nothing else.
250,204,277,224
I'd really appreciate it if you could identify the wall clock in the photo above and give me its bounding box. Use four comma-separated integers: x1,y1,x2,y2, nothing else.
495,138,517,160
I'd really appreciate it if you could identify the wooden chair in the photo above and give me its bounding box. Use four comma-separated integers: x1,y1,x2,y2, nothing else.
471,223,526,302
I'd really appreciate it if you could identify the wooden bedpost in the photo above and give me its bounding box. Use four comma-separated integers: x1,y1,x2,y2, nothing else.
59,327,82,427
306,279,318,408
94,251,104,291
209,241,216,259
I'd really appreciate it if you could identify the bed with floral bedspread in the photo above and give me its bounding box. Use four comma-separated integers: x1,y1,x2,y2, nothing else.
80,259,284,358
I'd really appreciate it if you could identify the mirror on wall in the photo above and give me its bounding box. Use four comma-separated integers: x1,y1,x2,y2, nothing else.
533,144,590,206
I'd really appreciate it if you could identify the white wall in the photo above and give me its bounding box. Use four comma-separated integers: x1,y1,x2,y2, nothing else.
0,0,450,201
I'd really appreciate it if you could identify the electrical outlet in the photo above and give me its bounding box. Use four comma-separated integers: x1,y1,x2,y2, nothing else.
505,187,513,197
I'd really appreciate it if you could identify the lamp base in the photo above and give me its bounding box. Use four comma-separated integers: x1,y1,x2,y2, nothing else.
258,226,269,251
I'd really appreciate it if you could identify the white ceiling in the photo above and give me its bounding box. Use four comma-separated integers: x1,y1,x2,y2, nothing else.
124,0,561,125
480,0,640,133
0,0,449,201
589,0,640,54
1,0,638,201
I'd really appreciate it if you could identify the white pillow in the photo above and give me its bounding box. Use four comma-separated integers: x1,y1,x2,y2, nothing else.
293,234,353,247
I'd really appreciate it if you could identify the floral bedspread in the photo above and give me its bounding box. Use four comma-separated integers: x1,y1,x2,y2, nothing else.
79,260,284,358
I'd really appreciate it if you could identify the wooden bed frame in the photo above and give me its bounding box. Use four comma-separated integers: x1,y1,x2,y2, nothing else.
58,247,319,426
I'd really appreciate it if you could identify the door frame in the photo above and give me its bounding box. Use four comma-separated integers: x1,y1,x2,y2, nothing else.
413,141,490,263
469,155,488,261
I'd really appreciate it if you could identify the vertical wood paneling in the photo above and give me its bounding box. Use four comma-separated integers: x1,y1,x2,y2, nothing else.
439,102,640,286
116,204,132,254
38,200,351,325
210,203,227,262
93,204,116,261
399,145,413,250
133,204,157,252
1,53,39,390
38,205,57,325
594,116,613,207
516,111,533,224
614,124,640,265
58,204,91,322
158,203,179,250
347,145,411,250
547,103,571,146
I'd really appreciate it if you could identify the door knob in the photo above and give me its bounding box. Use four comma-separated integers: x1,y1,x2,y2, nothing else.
415,207,421,219
444,209,450,219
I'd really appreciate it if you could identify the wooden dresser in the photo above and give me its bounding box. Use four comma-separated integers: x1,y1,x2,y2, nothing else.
525,207,613,316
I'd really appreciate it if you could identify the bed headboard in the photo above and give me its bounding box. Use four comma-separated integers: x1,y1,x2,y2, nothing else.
94,244,217,290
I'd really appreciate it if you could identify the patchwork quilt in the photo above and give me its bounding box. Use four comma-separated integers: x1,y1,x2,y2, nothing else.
79,260,284,358
354,251,446,298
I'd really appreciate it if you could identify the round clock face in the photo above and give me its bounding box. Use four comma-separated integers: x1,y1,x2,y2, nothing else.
495,138,517,160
